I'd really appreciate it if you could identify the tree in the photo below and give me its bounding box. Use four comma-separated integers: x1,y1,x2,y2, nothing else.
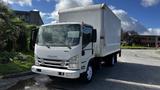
0,2,37,51
121,30,139,46
0,2,18,51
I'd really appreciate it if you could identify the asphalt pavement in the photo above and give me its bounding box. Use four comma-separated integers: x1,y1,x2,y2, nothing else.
1,49,160,90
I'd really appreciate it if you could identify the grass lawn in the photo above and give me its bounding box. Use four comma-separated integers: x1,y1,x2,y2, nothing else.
121,45,155,49
121,45,149,49
0,52,34,76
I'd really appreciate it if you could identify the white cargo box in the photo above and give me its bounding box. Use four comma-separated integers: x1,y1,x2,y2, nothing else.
59,4,121,57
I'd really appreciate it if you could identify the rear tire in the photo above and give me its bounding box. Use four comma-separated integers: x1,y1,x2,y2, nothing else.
108,54,117,66
114,54,117,63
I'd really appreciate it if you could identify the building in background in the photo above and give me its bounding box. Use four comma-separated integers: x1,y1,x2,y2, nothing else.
14,10,43,25
129,35,160,48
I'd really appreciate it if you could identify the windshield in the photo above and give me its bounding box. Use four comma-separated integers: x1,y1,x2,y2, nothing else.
37,24,80,47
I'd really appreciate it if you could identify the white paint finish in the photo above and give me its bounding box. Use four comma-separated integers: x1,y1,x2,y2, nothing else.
32,65,80,79
59,8,102,56
35,44,81,60
59,4,121,57
101,6,121,56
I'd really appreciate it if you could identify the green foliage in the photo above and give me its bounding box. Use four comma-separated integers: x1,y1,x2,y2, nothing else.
0,3,19,51
0,2,38,51
0,62,24,75
0,51,34,63
14,52,33,61
0,51,17,64
0,51,34,75
0,58,34,75
0,2,36,75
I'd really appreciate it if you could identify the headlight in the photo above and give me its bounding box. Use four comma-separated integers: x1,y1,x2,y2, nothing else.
68,55,80,69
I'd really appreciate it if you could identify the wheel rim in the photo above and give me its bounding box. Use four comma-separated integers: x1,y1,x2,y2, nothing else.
112,56,115,65
87,66,93,80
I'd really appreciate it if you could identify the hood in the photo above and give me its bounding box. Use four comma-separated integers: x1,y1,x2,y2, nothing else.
35,44,81,60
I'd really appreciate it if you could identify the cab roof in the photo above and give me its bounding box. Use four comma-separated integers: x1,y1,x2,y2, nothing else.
41,22,82,27
41,22,92,28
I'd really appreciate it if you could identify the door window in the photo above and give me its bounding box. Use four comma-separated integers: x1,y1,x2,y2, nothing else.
82,26,92,48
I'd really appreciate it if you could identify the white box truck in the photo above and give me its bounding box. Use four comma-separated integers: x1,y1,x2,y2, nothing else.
31,4,121,82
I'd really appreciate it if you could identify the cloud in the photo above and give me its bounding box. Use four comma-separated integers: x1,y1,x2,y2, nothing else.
40,11,51,18
37,0,51,2
46,0,51,2
109,5,160,35
32,9,39,11
31,10,52,24
2,0,32,6
2,0,51,6
143,28,160,35
141,0,160,7
31,8,52,23
109,5,147,34
50,0,93,21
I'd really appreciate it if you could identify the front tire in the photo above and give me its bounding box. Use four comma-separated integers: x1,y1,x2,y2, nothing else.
81,63,93,83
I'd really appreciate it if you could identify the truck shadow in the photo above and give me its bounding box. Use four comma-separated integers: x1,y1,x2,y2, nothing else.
7,62,160,90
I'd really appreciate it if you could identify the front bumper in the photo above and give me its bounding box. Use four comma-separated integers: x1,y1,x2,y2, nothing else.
31,65,80,79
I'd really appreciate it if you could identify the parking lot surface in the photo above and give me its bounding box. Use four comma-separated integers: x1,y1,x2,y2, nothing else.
1,49,160,90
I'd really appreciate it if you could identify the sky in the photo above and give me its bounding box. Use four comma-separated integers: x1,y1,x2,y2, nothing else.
1,0,160,35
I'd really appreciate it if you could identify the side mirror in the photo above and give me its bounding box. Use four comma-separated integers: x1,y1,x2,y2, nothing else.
92,29,97,42
30,28,39,50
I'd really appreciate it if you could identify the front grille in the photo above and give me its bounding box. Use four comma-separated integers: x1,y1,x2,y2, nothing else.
38,58,68,69
40,65,67,69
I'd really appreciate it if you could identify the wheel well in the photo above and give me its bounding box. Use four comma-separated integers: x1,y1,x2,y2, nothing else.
88,58,100,71
88,58,94,67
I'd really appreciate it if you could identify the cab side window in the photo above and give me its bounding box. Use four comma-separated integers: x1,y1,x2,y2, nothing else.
82,26,92,48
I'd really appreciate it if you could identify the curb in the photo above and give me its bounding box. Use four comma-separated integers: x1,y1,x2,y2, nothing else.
121,48,158,50
0,71,35,79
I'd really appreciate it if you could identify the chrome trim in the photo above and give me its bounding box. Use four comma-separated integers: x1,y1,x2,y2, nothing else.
38,58,69,68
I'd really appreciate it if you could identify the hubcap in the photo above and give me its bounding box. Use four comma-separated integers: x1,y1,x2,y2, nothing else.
87,66,93,80
112,56,115,65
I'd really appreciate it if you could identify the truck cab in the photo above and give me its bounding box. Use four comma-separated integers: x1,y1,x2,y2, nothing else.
31,22,97,81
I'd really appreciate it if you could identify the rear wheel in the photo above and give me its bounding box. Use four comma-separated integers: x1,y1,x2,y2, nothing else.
108,54,117,66
114,54,117,63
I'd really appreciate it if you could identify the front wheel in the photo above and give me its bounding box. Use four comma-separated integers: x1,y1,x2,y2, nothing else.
81,64,93,83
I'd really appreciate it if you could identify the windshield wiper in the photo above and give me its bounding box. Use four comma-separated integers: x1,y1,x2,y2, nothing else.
66,44,71,49
44,44,71,49
45,44,51,48
44,43,53,48
43,42,71,49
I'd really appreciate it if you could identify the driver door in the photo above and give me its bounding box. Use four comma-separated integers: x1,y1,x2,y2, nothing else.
81,25,93,71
